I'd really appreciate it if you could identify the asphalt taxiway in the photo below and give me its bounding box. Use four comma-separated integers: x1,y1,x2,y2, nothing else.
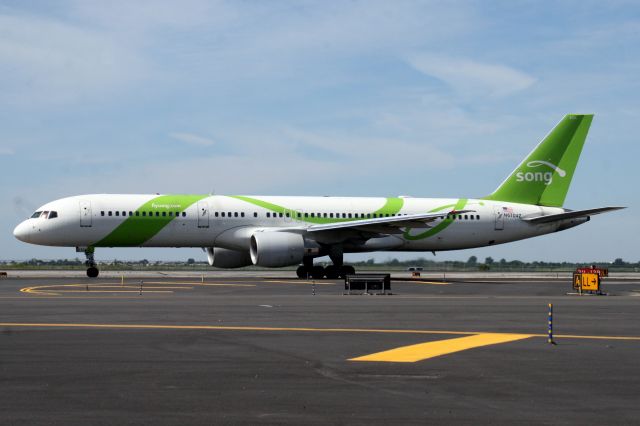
1,272,639,425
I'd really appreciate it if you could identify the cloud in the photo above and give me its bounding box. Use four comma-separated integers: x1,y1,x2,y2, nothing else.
406,53,536,98
0,147,15,155
169,132,216,147
0,12,147,106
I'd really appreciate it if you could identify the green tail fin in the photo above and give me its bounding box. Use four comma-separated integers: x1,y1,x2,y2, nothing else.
484,114,593,207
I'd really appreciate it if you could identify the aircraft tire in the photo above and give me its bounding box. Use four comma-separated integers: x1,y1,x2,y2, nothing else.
86,267,99,278
296,265,309,279
325,265,340,279
311,265,326,279
339,265,355,278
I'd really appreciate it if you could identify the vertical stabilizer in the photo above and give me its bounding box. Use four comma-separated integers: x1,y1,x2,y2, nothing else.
484,114,593,207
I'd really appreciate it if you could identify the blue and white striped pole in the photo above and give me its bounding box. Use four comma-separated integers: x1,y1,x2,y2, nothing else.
548,303,554,344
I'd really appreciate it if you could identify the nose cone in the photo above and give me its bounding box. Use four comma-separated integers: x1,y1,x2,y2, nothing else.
13,221,31,243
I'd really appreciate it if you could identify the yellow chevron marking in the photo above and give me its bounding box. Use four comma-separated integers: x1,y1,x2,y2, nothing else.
350,333,532,363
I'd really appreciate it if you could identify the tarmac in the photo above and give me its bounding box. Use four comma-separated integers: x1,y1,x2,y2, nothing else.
1,271,639,425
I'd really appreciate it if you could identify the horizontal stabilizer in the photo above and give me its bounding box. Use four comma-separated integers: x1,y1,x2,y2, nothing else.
523,206,625,224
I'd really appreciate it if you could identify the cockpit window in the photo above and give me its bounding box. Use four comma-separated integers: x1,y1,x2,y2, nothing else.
31,211,42,218
41,211,50,219
48,211,58,219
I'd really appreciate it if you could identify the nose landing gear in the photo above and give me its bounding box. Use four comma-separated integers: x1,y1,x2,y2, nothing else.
80,247,99,278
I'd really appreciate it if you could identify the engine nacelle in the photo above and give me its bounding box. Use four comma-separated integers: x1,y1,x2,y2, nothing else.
205,247,253,268
250,231,304,267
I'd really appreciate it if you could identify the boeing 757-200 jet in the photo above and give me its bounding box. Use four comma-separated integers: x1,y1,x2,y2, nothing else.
13,114,624,278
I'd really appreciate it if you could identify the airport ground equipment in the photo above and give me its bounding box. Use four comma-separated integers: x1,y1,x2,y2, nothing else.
0,272,7,278
407,266,423,278
344,274,391,295
572,267,608,295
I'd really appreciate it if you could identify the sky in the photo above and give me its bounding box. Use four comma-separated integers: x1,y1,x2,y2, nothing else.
0,0,638,263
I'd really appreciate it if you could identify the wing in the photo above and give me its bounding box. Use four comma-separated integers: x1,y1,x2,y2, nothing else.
300,209,475,234
523,206,625,224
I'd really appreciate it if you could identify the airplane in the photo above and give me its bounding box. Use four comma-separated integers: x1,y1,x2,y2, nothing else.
13,114,624,278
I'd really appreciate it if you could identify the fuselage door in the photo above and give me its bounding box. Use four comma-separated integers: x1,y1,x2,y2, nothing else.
197,201,210,228
494,206,504,230
80,200,92,227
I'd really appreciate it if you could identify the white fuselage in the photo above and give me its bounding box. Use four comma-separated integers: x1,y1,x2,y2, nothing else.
14,194,570,255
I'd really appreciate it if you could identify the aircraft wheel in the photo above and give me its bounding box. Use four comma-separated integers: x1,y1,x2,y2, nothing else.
325,265,340,279
339,265,355,278
86,267,99,278
311,265,326,279
296,265,309,279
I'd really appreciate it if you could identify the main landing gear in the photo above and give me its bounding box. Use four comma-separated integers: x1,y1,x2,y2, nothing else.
82,247,99,278
296,254,355,279
296,264,355,279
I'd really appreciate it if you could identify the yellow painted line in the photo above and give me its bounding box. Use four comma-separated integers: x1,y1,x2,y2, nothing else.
402,280,450,285
553,334,640,341
141,281,255,287
19,281,246,296
0,322,638,342
35,290,174,293
263,280,335,285
29,286,190,290
349,333,532,363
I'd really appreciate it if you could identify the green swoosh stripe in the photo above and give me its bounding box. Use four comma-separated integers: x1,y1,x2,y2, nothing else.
403,198,467,240
229,196,404,224
94,194,207,247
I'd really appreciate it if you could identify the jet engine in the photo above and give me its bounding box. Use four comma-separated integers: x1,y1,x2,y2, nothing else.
205,247,253,268
250,231,304,267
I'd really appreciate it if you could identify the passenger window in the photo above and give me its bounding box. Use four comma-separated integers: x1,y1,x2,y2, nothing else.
348,213,352,218
310,213,315,218
49,211,58,219
342,213,346,218
101,211,105,216
234,212,238,217
285,212,290,218
464,215,468,220
254,212,257,218
279,213,283,218
155,212,159,217
182,212,186,217
266,212,270,218
330,213,334,218
215,212,219,217
304,213,309,218
115,211,119,216
241,212,245,217
135,211,140,216
141,211,146,217
162,212,166,217
297,212,301,218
